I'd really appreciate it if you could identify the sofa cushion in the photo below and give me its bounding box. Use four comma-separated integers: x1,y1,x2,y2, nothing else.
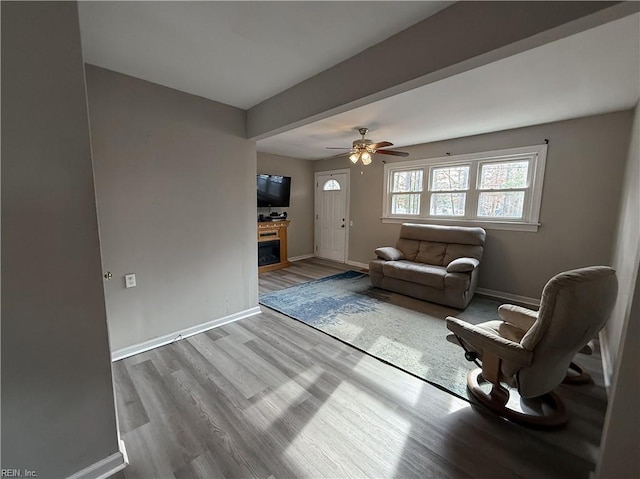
415,241,447,266
382,261,446,289
447,257,480,273
400,223,486,245
375,246,404,261
395,238,419,261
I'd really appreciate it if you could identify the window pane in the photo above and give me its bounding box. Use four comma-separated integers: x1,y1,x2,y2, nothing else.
479,161,529,190
323,179,341,191
392,170,423,193
392,194,420,215
430,193,466,216
431,166,469,191
477,191,525,218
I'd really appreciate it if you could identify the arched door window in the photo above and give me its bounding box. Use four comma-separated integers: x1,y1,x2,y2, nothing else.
323,179,341,191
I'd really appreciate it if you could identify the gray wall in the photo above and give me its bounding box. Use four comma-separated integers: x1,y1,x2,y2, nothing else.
597,270,640,478
596,104,640,479
316,110,633,300
85,66,257,352
603,104,640,372
1,2,120,476
257,153,315,258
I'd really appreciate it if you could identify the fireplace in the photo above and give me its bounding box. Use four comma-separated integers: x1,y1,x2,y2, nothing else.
258,239,281,267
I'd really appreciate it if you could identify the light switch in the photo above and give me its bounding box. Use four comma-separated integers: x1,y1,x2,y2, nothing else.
125,274,136,288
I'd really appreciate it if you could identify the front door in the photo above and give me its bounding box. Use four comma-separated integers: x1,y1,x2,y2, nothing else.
315,171,349,262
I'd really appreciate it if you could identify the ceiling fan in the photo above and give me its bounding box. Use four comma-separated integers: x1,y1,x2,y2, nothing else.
326,127,409,165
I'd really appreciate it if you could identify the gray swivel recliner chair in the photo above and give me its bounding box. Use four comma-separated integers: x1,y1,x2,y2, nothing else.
446,266,618,427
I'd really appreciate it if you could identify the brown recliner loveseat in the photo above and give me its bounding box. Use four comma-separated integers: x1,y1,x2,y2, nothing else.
369,223,486,309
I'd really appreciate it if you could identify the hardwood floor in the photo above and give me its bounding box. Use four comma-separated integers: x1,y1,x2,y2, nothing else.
114,258,607,478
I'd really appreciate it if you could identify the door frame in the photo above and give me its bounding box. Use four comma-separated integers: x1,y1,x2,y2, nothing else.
314,168,351,263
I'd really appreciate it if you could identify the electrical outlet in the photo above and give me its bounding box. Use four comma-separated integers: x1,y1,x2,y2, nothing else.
125,274,136,288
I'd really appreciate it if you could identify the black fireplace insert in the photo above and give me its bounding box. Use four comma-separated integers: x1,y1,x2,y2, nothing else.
258,240,280,267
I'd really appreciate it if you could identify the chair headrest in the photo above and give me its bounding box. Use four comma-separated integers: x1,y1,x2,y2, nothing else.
521,265,618,351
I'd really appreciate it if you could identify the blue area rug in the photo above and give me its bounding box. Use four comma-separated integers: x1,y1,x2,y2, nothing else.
259,270,502,400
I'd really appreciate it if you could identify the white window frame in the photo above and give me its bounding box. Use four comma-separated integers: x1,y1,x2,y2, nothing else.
382,144,547,232
427,162,472,218
389,168,424,216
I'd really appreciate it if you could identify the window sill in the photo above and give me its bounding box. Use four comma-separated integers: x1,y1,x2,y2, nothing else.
380,216,540,232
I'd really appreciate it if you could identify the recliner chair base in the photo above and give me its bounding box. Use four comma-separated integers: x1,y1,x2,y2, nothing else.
467,368,568,428
562,361,591,385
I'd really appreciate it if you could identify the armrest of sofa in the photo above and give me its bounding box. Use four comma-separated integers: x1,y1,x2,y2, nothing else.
446,316,533,367
498,304,538,332
375,247,404,261
446,257,479,273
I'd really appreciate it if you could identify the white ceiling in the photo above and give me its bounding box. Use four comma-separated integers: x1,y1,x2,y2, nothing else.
78,3,639,161
78,1,451,109
259,13,640,159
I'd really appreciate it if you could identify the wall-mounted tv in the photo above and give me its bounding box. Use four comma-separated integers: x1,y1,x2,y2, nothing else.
257,174,291,208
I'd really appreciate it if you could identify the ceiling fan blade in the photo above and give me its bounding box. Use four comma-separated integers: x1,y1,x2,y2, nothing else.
325,147,351,149
370,141,393,150
376,149,409,157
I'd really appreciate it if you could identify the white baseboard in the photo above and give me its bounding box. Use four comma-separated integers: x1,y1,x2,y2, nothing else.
346,260,369,270
289,254,314,262
598,329,613,394
66,440,128,479
111,307,262,362
476,287,540,307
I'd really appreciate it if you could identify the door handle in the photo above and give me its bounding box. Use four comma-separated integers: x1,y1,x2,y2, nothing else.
104,271,112,280
341,224,345,228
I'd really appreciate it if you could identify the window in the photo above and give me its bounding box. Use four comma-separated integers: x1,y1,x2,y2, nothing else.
477,160,528,218
429,165,469,216
390,169,423,215
323,179,341,191
383,144,547,232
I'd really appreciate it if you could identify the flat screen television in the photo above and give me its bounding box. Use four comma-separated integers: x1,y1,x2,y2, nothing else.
257,174,291,208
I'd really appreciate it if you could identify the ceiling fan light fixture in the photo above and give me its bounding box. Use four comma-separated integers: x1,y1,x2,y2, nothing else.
326,127,408,165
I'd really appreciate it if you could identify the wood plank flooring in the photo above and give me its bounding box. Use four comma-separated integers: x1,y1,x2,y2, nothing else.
114,258,607,478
